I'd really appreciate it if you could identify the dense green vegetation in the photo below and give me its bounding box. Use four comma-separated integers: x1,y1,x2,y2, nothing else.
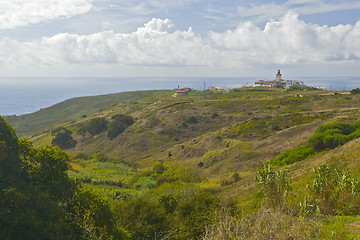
0,116,126,239
51,127,77,149
86,117,109,135
4,87,360,239
272,120,360,166
107,114,134,139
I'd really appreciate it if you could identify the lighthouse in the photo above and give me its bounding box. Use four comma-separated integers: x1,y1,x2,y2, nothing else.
276,69,282,82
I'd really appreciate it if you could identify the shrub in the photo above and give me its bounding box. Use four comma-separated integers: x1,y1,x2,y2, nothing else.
93,152,109,162
51,128,76,149
231,171,241,182
350,120,360,129
71,152,90,160
176,190,218,239
107,114,134,139
153,163,166,174
351,88,360,94
271,145,314,166
308,128,349,151
309,165,360,215
107,121,127,139
347,128,360,141
115,197,168,240
111,114,134,126
315,122,354,135
183,116,198,124
86,117,108,135
211,112,219,118
158,194,178,213
256,161,292,209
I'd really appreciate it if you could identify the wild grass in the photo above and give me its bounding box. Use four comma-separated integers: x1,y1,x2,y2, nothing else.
69,158,134,187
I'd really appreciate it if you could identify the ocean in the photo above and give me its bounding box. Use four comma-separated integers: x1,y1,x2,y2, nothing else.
0,76,359,116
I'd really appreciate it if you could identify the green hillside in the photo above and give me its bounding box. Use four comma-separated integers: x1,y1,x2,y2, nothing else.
4,87,360,239
7,88,360,167
6,90,172,137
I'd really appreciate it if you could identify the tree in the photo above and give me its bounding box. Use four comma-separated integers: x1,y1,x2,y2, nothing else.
76,125,87,141
51,127,77,149
351,88,360,94
111,114,134,126
0,117,124,240
107,114,134,140
24,146,75,200
86,117,108,135
0,116,23,188
107,121,127,140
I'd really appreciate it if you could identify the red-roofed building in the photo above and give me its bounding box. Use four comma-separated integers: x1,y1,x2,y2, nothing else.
173,87,191,97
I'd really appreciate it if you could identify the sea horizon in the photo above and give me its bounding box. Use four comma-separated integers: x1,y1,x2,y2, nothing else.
1,76,359,116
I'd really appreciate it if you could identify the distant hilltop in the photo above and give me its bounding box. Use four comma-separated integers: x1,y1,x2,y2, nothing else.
254,70,304,88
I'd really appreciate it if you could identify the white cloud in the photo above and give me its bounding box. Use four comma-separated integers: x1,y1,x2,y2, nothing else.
237,0,360,24
0,0,93,29
207,12,360,66
0,13,360,76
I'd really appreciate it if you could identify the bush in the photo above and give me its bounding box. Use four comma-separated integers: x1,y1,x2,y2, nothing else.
153,163,167,174
315,122,354,135
158,194,178,213
86,117,108,135
350,120,360,129
107,121,127,139
115,197,168,239
183,116,198,124
231,171,241,182
351,88,360,94
93,152,109,162
107,114,134,140
309,165,360,215
271,120,360,166
347,128,360,141
256,161,292,209
111,114,134,126
0,117,125,240
176,189,218,239
71,152,90,160
309,129,350,151
51,127,76,149
306,122,360,151
271,145,314,166
211,112,219,118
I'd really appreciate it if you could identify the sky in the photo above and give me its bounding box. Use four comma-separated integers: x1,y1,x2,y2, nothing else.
1,0,360,78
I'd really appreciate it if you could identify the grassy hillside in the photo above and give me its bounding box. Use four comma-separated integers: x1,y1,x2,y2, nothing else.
6,88,360,170
5,87,360,239
6,87,360,196
5,90,172,137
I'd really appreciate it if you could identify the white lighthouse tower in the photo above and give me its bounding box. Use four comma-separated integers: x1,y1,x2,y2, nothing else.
276,69,282,81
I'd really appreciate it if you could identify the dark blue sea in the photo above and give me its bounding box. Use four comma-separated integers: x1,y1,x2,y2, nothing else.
0,76,359,116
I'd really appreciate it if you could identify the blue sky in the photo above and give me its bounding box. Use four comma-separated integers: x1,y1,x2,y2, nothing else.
0,0,360,78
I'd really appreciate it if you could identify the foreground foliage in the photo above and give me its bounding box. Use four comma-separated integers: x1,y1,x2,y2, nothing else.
0,116,126,239
203,162,360,240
